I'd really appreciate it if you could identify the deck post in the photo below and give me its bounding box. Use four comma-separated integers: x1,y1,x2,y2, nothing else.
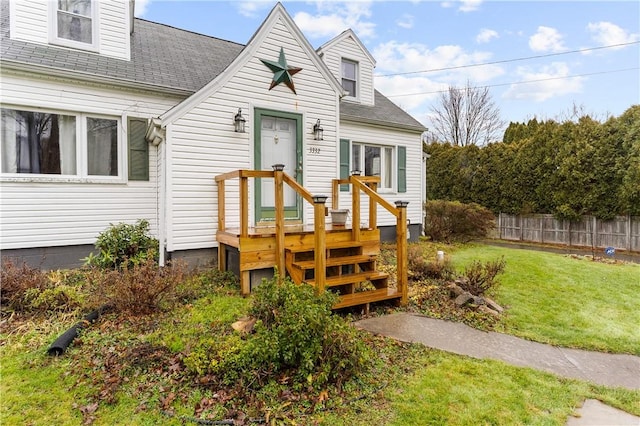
368,181,377,229
240,176,248,238
350,173,361,242
217,179,226,271
273,164,286,281
395,201,409,306
312,195,328,294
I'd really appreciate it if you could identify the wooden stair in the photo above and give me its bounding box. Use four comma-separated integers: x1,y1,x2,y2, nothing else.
285,238,400,310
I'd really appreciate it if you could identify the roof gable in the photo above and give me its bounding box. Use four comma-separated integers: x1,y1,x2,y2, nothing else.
317,29,376,67
160,2,344,124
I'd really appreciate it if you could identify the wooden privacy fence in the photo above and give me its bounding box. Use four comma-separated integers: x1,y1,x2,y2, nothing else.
497,213,640,253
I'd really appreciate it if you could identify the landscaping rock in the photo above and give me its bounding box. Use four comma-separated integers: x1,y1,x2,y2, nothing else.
478,305,501,317
454,292,475,307
483,297,504,313
472,296,486,306
232,316,256,334
447,282,465,297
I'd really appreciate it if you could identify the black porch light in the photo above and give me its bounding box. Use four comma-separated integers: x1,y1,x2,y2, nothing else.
234,108,246,133
313,119,324,140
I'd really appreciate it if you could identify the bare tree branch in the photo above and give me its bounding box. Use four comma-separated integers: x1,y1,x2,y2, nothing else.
429,81,505,146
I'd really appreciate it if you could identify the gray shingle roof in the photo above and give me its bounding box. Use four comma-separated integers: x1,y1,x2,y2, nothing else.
341,91,427,132
0,1,244,93
1,1,425,132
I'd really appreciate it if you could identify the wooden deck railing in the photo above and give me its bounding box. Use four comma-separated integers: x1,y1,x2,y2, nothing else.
215,165,324,291
332,174,408,305
215,167,408,305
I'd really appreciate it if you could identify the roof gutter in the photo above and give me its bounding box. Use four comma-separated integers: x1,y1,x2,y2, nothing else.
341,114,427,133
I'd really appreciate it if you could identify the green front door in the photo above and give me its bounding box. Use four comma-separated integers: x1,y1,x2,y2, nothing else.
254,109,303,223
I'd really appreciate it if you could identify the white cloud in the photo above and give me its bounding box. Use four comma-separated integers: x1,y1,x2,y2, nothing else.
441,0,483,12
235,1,273,19
476,28,498,44
396,14,414,29
293,2,375,40
587,21,640,48
373,41,503,84
529,26,566,52
134,0,151,17
503,62,585,102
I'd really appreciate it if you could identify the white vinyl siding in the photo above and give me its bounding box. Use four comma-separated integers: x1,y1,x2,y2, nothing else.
10,0,130,60
0,72,183,250
167,16,339,251
339,121,423,227
321,36,375,106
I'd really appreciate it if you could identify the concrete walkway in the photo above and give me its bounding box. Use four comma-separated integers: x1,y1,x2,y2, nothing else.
355,313,640,424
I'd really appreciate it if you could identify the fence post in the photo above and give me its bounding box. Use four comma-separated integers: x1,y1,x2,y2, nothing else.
627,214,632,252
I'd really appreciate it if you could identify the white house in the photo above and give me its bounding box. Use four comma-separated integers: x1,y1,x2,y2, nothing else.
0,0,426,274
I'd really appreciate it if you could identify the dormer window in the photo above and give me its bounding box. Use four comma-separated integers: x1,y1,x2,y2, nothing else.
51,0,98,51
341,59,358,98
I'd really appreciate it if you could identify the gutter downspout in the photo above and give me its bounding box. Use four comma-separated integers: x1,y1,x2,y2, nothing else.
145,118,167,266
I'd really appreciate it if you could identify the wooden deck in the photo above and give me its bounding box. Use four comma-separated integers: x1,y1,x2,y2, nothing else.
215,168,408,309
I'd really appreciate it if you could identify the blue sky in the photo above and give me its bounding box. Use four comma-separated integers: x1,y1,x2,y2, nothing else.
136,1,640,131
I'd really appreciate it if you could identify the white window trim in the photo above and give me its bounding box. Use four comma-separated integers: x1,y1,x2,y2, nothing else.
0,105,124,183
48,0,100,52
352,142,396,193
341,58,359,101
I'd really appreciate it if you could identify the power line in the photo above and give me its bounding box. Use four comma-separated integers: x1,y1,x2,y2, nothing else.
376,41,640,77
386,67,640,98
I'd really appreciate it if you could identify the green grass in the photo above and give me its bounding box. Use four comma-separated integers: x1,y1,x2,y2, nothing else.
449,244,640,355
2,253,639,425
384,348,640,425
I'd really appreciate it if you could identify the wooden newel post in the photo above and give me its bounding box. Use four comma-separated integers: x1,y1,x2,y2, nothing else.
272,164,286,282
395,200,409,306
312,195,328,294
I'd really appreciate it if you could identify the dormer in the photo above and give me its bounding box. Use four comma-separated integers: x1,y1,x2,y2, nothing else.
317,29,376,106
9,0,131,60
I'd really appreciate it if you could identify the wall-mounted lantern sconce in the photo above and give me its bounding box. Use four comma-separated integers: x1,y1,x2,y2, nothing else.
234,108,246,133
313,119,324,140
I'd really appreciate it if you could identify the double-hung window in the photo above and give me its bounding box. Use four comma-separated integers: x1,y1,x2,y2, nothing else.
341,59,358,98
352,143,394,190
51,0,98,50
1,107,120,179
340,139,407,193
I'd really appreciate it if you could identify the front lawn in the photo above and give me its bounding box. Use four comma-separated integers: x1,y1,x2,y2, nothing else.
448,244,640,355
2,243,639,424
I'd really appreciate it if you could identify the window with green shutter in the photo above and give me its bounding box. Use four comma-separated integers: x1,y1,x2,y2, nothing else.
127,118,149,181
339,138,350,191
397,145,406,193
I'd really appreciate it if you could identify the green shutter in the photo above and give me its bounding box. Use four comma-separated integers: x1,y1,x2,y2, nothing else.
128,118,149,181
339,138,350,191
397,145,406,193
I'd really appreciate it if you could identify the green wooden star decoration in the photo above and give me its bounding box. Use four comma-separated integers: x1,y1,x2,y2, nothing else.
260,47,303,94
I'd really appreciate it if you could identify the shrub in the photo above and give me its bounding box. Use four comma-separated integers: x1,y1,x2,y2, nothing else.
424,200,495,243
0,261,86,314
458,257,506,296
0,259,49,312
185,276,371,390
408,244,454,281
84,220,159,269
87,258,186,315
